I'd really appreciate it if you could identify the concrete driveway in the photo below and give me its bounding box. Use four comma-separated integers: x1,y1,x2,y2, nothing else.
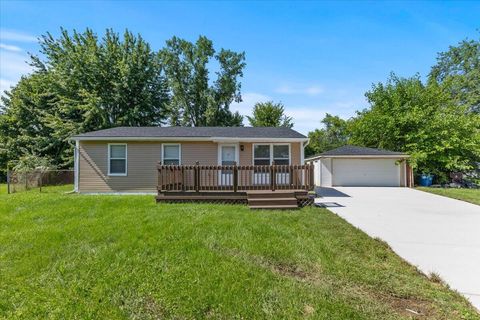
315,187,480,309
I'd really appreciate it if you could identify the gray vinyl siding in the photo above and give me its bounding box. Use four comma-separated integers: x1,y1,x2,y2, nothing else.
78,140,303,193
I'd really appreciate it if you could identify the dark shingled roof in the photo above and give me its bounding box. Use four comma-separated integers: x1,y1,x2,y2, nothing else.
309,145,407,158
72,126,307,139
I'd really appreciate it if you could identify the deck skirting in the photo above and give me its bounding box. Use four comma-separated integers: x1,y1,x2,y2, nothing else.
156,190,314,208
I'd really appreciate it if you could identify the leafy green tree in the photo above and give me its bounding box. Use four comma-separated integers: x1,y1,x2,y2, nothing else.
0,28,170,172
159,36,245,126
429,35,479,113
247,101,293,128
12,153,54,173
34,28,170,131
305,114,348,156
348,74,480,178
0,72,60,175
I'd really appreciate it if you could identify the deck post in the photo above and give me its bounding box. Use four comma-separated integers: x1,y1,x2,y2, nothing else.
181,166,185,191
233,162,238,192
194,161,200,192
289,165,293,188
270,162,276,191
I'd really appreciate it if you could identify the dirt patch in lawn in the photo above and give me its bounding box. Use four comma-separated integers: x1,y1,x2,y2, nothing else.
378,294,437,318
213,245,315,282
215,244,443,319
269,261,310,280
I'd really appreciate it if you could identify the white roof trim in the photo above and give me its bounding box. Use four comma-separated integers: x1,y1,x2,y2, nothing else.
71,136,309,143
305,154,409,161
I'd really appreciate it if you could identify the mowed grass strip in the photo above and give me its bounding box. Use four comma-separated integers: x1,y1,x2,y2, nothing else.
0,186,478,319
417,187,480,206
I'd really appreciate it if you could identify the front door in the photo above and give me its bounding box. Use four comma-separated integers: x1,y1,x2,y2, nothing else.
219,144,237,186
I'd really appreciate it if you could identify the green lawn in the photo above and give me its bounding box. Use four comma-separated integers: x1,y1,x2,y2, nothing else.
0,183,73,195
1,187,478,319
417,187,480,206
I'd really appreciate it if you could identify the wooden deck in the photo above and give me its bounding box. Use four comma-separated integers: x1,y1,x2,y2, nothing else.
155,190,313,209
156,163,315,209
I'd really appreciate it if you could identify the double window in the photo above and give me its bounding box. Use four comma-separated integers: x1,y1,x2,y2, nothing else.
253,145,270,165
162,144,181,165
253,144,290,165
108,144,127,176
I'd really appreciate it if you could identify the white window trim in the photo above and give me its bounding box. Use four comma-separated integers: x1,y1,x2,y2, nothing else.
161,143,181,165
108,143,128,176
217,143,240,165
252,143,291,165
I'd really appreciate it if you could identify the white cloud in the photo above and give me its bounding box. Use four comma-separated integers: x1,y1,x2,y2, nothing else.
0,49,33,96
231,92,272,123
0,43,22,52
286,97,367,134
0,50,32,78
230,91,363,134
275,84,324,96
285,105,352,135
0,29,38,43
0,78,15,94
0,30,38,96
286,108,328,134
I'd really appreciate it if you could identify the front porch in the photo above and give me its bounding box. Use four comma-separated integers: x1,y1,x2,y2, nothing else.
156,163,315,209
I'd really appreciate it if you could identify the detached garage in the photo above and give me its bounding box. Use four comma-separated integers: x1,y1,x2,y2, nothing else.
306,145,410,187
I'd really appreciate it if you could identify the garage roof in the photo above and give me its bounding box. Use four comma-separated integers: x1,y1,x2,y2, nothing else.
306,145,408,160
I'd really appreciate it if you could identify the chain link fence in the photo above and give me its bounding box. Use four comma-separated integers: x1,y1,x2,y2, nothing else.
6,170,74,193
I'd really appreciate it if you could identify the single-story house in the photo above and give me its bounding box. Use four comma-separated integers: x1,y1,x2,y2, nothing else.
305,145,411,187
71,126,310,194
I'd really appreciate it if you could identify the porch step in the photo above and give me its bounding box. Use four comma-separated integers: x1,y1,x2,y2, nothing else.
248,197,298,206
246,190,296,199
249,204,298,210
246,190,299,209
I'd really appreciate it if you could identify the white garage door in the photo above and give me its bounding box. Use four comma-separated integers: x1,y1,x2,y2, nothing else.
332,158,400,187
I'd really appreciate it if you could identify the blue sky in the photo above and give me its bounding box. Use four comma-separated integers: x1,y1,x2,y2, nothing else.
0,1,478,134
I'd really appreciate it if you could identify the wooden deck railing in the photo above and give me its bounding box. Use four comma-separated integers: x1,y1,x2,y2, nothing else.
157,163,314,192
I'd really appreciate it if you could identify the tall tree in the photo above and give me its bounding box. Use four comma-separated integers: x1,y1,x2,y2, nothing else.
247,101,293,128
429,36,480,113
305,114,348,156
0,28,170,171
34,28,170,131
159,36,245,126
0,72,61,172
348,74,480,178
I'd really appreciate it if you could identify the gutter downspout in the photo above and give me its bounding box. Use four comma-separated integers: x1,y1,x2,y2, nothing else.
301,139,309,165
74,140,79,192
301,139,310,187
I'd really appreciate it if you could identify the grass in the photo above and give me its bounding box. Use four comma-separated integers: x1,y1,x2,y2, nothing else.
1,186,478,319
0,183,73,195
417,187,480,206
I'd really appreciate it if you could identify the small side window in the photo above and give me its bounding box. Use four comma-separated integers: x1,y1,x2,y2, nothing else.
162,144,181,165
108,144,127,176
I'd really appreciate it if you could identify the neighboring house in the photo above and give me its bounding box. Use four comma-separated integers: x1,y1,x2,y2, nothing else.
306,145,410,187
70,127,309,193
